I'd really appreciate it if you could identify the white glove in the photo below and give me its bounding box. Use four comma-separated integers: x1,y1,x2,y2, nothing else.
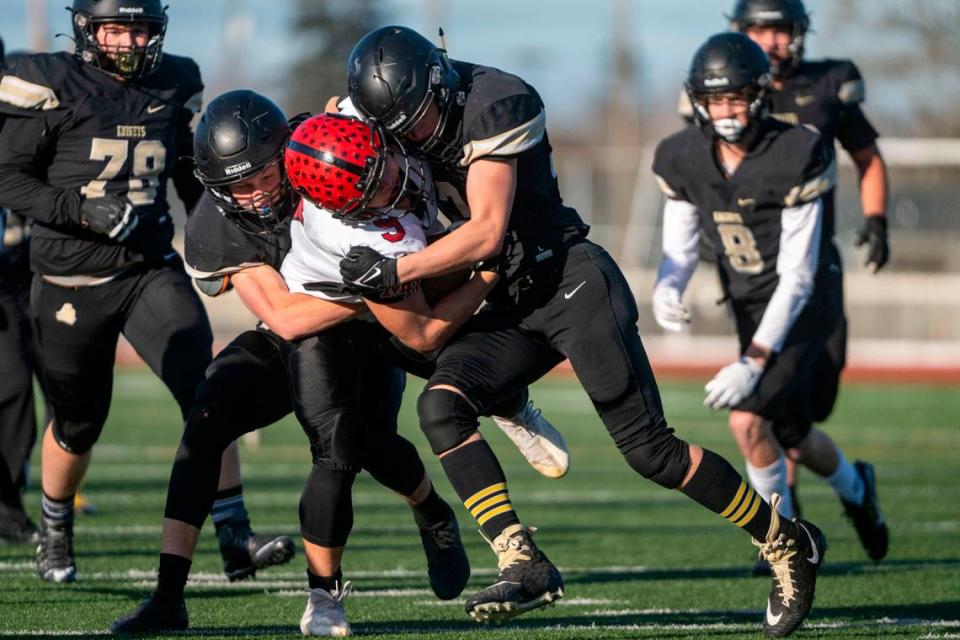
652,285,690,332
704,356,764,411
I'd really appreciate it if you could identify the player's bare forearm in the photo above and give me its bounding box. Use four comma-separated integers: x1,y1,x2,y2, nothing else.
395,158,516,284
367,270,499,353
232,265,362,340
851,144,888,217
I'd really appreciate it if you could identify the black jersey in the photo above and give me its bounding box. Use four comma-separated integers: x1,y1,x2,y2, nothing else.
0,52,204,277
653,120,835,303
184,192,292,281
428,61,585,241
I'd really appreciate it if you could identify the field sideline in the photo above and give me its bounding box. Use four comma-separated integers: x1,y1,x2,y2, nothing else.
1,372,958,638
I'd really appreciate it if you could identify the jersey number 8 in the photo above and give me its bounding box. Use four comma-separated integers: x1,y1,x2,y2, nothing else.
717,223,763,274
80,138,167,206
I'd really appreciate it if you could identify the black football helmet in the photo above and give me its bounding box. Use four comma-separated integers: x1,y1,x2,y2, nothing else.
686,32,771,144
727,0,810,76
347,26,465,163
193,90,295,234
69,0,167,78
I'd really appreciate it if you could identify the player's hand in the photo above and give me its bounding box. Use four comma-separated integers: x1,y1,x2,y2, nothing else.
79,195,139,241
652,285,690,332
854,215,889,273
704,356,764,411
339,245,399,295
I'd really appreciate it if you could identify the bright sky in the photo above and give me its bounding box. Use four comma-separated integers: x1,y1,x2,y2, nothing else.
0,0,917,129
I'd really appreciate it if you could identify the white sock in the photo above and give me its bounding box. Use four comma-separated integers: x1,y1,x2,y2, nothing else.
746,457,794,519
825,452,865,505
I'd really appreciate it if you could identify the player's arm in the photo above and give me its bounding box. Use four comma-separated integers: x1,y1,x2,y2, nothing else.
0,114,83,230
395,157,516,283
230,264,363,341
748,197,823,363
363,270,499,353
171,108,204,213
652,197,700,332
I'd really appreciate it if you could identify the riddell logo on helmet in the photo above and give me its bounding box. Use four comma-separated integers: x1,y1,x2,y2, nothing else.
224,161,252,176
387,114,407,129
755,10,785,20
118,7,145,14
704,77,730,87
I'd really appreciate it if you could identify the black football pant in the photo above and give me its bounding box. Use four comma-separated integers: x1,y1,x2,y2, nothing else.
426,240,690,489
29,258,213,455
0,278,38,527
165,324,425,547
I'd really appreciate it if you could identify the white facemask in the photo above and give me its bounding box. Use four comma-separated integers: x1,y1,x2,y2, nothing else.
713,118,746,143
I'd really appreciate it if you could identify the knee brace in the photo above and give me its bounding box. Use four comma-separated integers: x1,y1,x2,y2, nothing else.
417,388,480,455
299,465,356,547
621,429,691,490
50,416,105,455
363,434,426,498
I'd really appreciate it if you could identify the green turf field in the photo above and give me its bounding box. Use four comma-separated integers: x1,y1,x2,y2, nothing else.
1,372,958,638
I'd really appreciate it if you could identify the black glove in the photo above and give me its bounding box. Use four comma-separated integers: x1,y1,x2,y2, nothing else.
854,215,889,273
339,245,399,295
79,195,138,241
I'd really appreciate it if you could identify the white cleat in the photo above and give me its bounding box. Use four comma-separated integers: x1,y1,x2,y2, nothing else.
493,402,569,478
300,582,352,637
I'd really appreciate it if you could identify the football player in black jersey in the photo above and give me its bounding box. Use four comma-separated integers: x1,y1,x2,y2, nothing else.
725,0,890,530
0,39,43,545
341,26,827,635
0,1,287,585
653,32,890,634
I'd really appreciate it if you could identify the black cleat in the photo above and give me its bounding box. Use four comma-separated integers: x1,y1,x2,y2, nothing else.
754,494,827,638
465,525,563,623
789,483,802,520
0,516,40,545
842,461,888,561
36,517,76,583
110,595,188,635
216,518,295,582
418,500,470,600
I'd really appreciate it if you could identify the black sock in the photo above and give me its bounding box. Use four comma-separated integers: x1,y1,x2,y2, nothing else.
211,485,247,531
40,492,74,525
307,568,343,593
155,553,191,603
411,485,451,529
680,448,774,541
439,439,519,540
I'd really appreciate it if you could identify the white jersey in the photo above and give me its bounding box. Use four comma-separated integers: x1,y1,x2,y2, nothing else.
280,200,427,305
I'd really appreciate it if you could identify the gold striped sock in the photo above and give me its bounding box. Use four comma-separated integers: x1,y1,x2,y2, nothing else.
463,482,514,526
720,480,762,527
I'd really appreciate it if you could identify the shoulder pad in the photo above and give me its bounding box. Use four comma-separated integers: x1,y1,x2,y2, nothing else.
651,129,699,200
461,65,545,164
194,275,233,297
819,58,865,105
0,54,63,111
183,195,264,278
784,135,837,207
156,53,204,113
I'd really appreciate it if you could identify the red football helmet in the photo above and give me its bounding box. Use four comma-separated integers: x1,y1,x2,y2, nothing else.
285,113,430,221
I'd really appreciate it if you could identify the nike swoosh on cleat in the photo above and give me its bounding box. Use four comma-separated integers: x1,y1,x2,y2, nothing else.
799,522,820,564
766,600,783,626
564,281,587,300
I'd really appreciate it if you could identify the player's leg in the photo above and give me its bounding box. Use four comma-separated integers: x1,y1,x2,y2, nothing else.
420,315,566,621
382,334,569,478
30,277,120,583
0,283,39,543
110,330,296,634
545,241,826,637
356,351,469,600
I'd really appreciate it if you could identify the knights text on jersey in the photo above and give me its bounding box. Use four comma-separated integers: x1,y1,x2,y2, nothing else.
428,61,585,237
280,201,427,304
0,52,203,276
652,120,835,303
183,192,292,280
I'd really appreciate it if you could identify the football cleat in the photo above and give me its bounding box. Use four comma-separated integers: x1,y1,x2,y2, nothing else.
418,500,470,600
300,582,352,637
36,517,76,583
842,460,888,561
0,516,40,545
754,494,827,638
465,525,564,623
109,595,188,635
216,518,295,581
493,401,570,478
